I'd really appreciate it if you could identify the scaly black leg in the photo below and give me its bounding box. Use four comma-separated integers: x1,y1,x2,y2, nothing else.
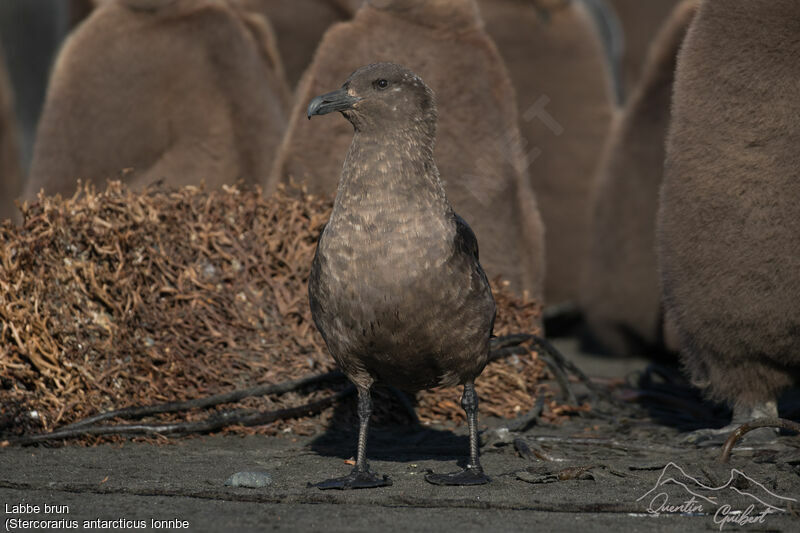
310,386,392,490
425,382,491,486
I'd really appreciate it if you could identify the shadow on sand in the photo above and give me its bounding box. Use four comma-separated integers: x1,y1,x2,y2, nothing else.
309,385,473,467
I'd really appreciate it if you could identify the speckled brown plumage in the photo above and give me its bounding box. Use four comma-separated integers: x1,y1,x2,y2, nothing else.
309,62,495,394
308,62,495,488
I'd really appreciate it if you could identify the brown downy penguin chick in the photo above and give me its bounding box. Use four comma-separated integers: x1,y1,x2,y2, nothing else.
25,0,290,199
270,0,545,299
658,0,800,437
580,0,698,357
607,0,680,94
0,44,22,222
308,63,496,489
237,0,357,89
478,0,614,307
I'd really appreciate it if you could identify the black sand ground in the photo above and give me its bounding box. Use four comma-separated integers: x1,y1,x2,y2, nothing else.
2,341,799,532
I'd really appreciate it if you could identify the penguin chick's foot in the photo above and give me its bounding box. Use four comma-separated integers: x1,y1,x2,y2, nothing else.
682,424,778,446
683,401,780,446
425,465,490,486
309,467,392,490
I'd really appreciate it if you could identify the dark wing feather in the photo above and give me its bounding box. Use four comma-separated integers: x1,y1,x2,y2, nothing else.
452,212,495,336
453,212,480,261
308,224,329,343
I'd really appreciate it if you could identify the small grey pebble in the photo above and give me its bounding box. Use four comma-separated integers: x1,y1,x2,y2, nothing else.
224,471,272,488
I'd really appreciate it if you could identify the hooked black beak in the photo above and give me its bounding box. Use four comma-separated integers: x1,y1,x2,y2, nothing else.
307,87,361,119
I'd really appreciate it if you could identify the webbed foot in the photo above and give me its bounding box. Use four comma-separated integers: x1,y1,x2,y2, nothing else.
425,465,490,486
309,467,392,490
683,424,778,446
684,401,779,446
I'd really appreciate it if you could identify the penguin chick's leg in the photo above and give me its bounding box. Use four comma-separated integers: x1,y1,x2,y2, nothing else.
425,382,491,486
310,385,392,490
683,400,779,446
728,401,780,443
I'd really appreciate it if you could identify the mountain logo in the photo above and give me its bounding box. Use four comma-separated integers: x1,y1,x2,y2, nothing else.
636,462,796,529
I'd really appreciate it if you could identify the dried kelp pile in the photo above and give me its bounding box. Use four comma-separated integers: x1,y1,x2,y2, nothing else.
0,182,556,442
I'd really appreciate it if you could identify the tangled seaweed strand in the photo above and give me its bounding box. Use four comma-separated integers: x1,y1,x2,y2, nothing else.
10,387,356,445
719,418,800,463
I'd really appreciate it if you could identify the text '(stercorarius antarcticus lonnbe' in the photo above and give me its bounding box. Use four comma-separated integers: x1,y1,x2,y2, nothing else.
307,62,496,489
